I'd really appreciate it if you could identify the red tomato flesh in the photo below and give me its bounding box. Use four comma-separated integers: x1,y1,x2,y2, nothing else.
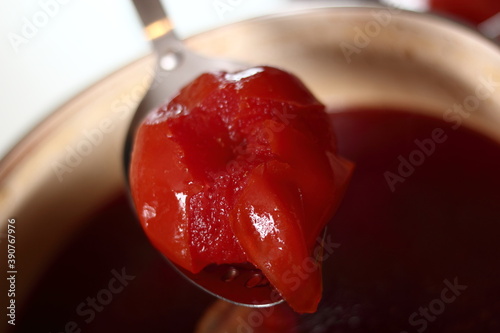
130,66,354,313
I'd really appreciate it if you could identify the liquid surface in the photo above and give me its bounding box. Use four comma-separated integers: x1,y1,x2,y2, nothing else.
312,109,500,332
16,108,500,332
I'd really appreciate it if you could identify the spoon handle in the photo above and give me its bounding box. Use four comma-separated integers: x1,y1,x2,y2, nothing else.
132,0,181,50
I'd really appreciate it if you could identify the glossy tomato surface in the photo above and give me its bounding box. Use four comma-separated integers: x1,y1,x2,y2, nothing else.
130,66,353,313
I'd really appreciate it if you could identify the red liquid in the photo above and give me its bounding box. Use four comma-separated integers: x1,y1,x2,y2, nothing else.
310,109,500,332
16,108,500,332
430,0,500,26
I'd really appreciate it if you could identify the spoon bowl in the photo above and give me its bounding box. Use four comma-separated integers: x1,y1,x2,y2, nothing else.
124,0,283,308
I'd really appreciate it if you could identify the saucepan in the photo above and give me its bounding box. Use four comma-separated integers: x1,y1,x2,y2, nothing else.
1,2,500,332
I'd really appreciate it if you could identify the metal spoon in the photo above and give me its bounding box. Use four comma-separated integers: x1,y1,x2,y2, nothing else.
124,0,283,308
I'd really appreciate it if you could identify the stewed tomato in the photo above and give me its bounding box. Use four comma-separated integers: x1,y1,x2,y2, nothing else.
130,66,353,313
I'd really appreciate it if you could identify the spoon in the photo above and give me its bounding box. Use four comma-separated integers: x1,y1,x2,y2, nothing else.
124,0,283,308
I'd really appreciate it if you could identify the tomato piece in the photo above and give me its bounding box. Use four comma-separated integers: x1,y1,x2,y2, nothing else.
130,66,354,313
264,118,353,249
232,160,323,313
130,120,196,271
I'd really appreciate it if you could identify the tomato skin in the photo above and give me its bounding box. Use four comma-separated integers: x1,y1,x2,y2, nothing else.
265,118,353,250
231,160,323,313
130,120,196,271
130,66,354,313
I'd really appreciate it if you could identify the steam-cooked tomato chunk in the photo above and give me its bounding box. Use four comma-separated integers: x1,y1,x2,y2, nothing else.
130,66,353,313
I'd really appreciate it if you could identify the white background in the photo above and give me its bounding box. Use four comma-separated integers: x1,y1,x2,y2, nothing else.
0,0,289,159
